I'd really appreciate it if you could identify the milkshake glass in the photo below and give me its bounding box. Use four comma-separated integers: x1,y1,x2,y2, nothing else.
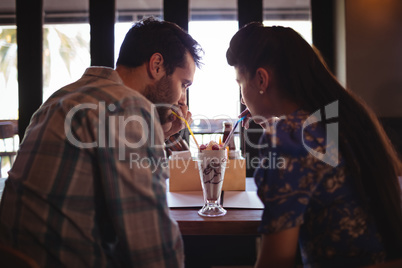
197,150,227,217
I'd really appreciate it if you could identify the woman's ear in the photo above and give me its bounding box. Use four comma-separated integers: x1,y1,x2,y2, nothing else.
255,67,269,94
148,53,165,79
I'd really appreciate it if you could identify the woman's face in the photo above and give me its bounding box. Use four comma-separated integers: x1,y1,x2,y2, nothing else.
235,67,265,119
235,66,300,126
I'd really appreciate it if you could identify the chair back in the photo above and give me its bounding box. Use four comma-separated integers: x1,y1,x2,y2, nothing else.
0,121,16,140
0,121,18,177
0,244,40,268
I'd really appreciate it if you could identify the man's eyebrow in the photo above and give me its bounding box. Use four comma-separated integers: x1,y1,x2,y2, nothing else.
183,79,192,86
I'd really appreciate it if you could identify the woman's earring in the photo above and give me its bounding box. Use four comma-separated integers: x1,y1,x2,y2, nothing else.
259,90,264,95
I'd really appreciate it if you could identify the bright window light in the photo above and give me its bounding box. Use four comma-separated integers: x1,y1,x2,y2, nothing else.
0,26,18,120
188,21,240,120
43,24,90,101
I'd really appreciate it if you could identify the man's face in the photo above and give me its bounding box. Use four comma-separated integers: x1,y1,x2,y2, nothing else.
145,52,196,124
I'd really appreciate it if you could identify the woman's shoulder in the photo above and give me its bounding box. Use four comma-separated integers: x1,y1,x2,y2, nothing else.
261,109,327,156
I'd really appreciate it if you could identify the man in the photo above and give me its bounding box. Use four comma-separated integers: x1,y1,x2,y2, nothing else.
0,17,202,267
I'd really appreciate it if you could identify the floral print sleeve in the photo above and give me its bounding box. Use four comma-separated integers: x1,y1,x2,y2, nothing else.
254,110,386,267
254,110,331,234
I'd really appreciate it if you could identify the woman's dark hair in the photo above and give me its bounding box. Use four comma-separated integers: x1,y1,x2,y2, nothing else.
227,22,402,259
116,17,202,75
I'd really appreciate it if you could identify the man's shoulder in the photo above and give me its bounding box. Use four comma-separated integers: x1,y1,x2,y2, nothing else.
83,67,154,112
46,69,153,114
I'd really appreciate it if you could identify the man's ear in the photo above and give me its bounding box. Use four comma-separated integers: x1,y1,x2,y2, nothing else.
148,53,165,79
255,67,269,93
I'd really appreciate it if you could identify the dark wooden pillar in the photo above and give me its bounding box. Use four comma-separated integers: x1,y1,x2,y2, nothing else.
16,0,44,139
311,0,335,72
238,0,263,177
163,0,189,32
89,0,116,67
163,0,190,143
238,0,262,28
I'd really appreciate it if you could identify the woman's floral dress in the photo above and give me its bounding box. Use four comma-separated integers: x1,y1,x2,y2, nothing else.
254,109,386,267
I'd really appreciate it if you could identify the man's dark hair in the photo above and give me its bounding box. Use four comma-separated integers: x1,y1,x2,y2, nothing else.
116,17,202,75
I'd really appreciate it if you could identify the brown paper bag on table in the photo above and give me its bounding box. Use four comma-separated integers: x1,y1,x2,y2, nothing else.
169,156,246,192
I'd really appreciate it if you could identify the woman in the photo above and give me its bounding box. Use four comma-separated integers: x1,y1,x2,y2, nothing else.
226,22,402,267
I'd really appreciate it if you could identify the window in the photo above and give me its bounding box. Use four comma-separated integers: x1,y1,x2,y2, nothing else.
0,26,18,175
114,22,133,63
1,0,312,150
263,0,312,43
186,0,239,155
0,24,90,119
185,0,312,156
43,24,90,101
0,26,17,120
188,20,241,154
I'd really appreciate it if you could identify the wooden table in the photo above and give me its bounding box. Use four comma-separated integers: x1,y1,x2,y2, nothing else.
170,208,262,236
169,178,263,267
169,177,263,236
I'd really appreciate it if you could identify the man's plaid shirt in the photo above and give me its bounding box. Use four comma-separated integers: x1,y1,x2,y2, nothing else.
0,67,184,267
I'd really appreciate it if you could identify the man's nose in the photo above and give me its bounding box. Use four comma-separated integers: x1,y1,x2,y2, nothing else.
179,90,187,105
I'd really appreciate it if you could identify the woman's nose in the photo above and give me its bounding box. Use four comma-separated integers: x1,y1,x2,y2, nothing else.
241,98,245,105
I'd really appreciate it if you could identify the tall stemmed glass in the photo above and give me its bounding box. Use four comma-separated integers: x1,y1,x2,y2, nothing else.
197,150,227,217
